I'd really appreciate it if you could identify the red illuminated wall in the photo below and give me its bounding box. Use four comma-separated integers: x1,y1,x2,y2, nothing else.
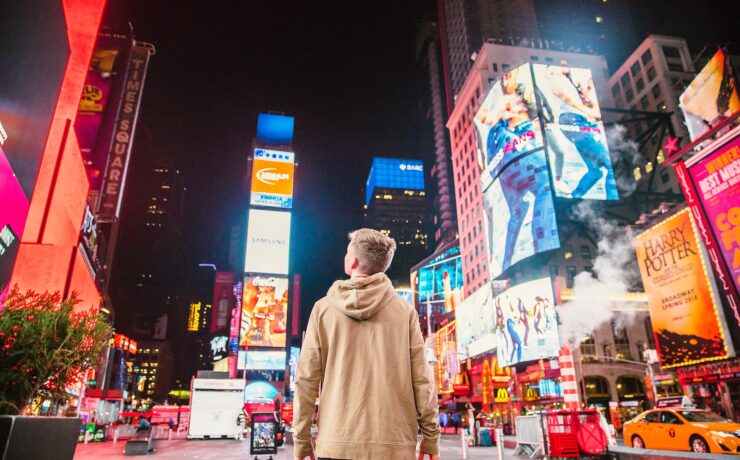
10,0,107,311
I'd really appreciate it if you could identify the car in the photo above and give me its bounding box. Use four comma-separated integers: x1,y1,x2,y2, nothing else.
623,408,740,455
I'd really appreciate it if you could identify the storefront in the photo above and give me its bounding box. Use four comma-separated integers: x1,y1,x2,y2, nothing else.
515,359,564,415
678,358,740,422
615,376,646,423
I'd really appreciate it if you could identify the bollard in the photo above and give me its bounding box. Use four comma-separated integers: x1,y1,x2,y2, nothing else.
84,430,90,445
113,427,119,444
169,428,172,440
460,429,468,459
495,426,504,460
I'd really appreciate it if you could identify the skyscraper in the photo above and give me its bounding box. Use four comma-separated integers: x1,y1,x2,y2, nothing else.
363,157,429,286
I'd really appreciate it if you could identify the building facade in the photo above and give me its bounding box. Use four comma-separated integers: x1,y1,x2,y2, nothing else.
134,341,175,403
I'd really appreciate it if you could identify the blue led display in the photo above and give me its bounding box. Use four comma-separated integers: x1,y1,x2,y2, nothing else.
257,113,295,145
365,157,424,205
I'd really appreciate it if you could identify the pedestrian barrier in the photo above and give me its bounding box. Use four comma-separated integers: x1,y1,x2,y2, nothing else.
513,415,545,458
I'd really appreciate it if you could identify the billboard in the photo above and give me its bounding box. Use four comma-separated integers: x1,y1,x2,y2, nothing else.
532,64,618,200
434,321,459,394
250,149,295,209
680,49,740,141
187,302,202,332
473,64,543,190
241,350,287,371
257,113,295,145
687,133,740,315
211,271,235,333
414,244,463,327
239,275,289,348
210,336,228,362
482,150,559,279
634,209,731,368
494,277,559,367
456,284,497,359
0,147,29,289
365,157,424,205
244,209,291,275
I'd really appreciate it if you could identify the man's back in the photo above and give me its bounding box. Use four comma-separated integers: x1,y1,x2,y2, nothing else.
293,273,440,460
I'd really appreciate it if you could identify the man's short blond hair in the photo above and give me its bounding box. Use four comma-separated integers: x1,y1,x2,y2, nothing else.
348,228,397,274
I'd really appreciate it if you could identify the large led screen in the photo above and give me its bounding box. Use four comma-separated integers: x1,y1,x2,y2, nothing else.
532,64,618,200
456,284,496,359
434,321,459,394
494,277,559,367
244,209,291,275
634,209,730,368
0,147,29,288
242,350,287,371
680,49,740,142
415,244,463,327
240,275,289,348
250,149,295,209
257,113,295,145
482,150,559,280
365,157,424,205
474,64,543,190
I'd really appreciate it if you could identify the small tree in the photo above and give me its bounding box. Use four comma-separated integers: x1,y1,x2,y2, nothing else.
0,287,112,415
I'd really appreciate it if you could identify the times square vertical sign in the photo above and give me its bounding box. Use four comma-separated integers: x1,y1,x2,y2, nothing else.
97,44,152,221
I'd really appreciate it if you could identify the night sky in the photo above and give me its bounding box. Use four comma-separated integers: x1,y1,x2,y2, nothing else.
101,0,739,332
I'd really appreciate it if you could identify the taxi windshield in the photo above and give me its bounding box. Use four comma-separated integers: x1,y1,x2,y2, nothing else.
679,411,730,423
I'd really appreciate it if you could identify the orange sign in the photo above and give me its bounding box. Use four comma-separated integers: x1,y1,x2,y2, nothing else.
250,149,295,209
634,209,730,368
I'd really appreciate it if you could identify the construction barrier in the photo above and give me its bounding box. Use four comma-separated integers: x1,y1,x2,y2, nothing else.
513,415,546,458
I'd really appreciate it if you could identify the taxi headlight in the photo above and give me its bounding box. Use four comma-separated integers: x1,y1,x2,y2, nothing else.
709,430,737,438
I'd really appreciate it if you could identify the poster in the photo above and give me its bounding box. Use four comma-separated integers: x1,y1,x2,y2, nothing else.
680,49,740,141
482,150,560,279
415,244,463,326
456,284,497,359
239,276,289,348
532,64,618,200
250,413,278,455
634,209,730,368
434,321,459,394
688,134,740,300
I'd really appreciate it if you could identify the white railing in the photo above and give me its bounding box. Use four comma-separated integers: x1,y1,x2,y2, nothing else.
513,415,545,459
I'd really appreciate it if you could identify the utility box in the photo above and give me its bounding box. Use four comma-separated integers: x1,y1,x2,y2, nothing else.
187,378,244,440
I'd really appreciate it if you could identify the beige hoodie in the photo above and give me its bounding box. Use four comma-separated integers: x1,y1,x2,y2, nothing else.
293,273,440,459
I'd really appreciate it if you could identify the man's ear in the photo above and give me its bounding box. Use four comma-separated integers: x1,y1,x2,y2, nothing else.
352,256,360,270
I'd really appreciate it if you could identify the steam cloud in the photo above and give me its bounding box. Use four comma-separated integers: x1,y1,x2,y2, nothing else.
606,124,642,196
558,201,640,347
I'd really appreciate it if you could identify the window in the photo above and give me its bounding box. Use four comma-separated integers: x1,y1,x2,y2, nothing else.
645,317,655,348
645,161,653,173
545,57,554,63
625,88,634,102
647,66,657,81
661,169,670,184
641,49,652,65
612,320,633,360
662,45,681,59
580,336,597,362
492,63,498,72
502,64,510,72
644,412,660,423
549,265,559,278
611,83,620,97
651,84,661,99
531,55,539,61
620,73,630,88
636,78,645,92
658,102,668,112
563,244,574,259
660,412,683,425
581,245,592,259
640,95,649,109
630,61,641,77
667,62,684,72
567,266,577,287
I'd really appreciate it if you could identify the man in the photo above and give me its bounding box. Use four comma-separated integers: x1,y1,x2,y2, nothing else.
293,229,440,460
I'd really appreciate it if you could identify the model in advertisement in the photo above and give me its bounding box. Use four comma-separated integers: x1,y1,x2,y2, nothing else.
538,65,617,200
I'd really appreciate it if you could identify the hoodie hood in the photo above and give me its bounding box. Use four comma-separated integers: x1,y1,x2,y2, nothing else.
327,272,396,320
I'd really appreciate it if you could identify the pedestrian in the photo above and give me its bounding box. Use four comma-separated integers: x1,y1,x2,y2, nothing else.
293,229,440,460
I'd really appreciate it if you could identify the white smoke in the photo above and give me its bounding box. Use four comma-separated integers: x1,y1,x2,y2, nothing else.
558,202,640,346
606,124,642,196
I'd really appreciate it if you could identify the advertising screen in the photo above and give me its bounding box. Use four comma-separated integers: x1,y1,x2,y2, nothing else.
532,64,618,200
210,336,228,362
494,277,559,367
211,271,235,333
250,149,295,209
456,284,496,359
474,64,543,190
244,209,291,275
243,350,287,371
680,49,740,141
434,321,459,394
415,244,463,327
240,275,289,348
257,113,295,145
482,150,559,279
688,133,740,304
634,209,730,368
0,147,29,289
365,157,424,205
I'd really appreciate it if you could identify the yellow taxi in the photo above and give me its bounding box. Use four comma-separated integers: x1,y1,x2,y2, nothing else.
623,408,740,454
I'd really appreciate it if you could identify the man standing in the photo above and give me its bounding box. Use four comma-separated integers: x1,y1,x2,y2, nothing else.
293,229,440,460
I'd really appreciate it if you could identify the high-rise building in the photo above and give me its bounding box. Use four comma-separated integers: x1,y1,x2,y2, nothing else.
363,157,429,286
437,0,540,108
610,35,695,196
447,41,612,295
133,341,175,402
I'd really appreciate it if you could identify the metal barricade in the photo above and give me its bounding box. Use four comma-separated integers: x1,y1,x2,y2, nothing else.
513,415,545,459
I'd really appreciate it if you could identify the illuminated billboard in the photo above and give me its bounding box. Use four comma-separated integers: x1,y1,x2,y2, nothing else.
240,275,289,348
187,302,202,332
680,49,740,141
0,147,29,288
240,350,287,371
257,113,295,145
244,209,291,275
250,149,295,209
532,64,618,200
473,64,543,190
413,243,463,327
365,157,424,205
482,150,559,279
434,321,459,394
634,209,731,368
456,284,496,359
494,277,559,367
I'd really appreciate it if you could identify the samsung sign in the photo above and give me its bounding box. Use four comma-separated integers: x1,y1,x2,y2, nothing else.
244,209,291,275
